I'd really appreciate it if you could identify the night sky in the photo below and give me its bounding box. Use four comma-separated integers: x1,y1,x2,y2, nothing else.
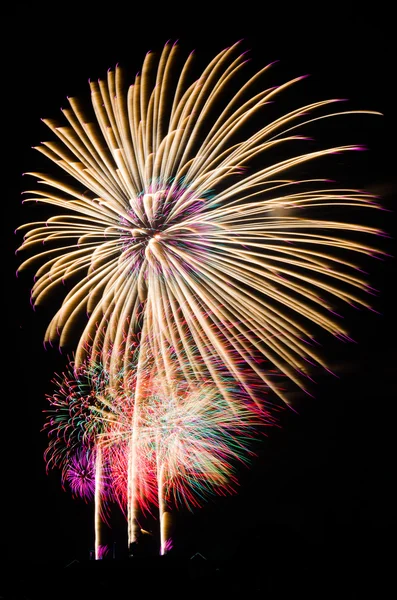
2,3,396,590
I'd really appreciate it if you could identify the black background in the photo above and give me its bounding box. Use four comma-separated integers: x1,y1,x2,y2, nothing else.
2,2,396,592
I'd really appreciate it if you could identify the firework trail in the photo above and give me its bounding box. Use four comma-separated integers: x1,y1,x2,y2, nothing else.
17,41,382,550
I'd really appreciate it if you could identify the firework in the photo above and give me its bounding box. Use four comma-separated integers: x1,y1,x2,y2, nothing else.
17,41,381,553
65,447,96,501
42,359,115,472
91,335,270,550
43,360,118,557
102,367,268,552
44,352,267,553
17,41,381,407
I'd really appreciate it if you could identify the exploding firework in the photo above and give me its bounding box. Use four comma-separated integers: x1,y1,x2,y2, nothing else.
85,337,271,550
17,41,382,553
43,351,267,553
43,359,119,557
17,41,381,406
42,359,113,473
65,447,96,501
